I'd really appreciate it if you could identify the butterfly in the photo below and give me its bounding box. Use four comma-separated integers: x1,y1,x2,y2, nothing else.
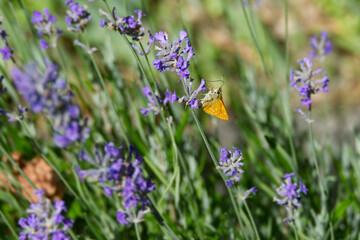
200,87,228,120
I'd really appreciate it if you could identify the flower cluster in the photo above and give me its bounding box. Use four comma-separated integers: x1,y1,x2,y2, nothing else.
99,9,154,55
99,9,145,41
75,142,155,226
217,147,245,186
243,187,257,199
310,31,332,61
152,30,195,82
179,78,206,109
12,58,90,147
0,17,14,61
65,0,92,32
139,85,178,116
289,57,329,108
31,8,62,49
18,189,74,240
274,173,308,223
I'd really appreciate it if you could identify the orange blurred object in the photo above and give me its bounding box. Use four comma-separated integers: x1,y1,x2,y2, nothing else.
0,152,64,202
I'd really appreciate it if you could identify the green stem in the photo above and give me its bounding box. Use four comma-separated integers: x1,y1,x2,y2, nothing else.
241,0,298,173
239,0,277,91
0,209,18,238
145,195,180,240
292,222,299,240
190,108,245,234
283,0,298,170
134,218,142,240
0,135,37,190
308,109,326,198
81,35,130,146
243,200,260,240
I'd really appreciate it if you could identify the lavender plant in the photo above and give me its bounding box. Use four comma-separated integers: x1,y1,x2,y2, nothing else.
31,9,62,49
0,17,14,61
99,8,153,54
289,57,329,109
0,0,357,239
309,31,332,62
274,173,308,223
75,143,155,226
217,147,245,186
65,0,92,33
11,59,90,147
18,189,74,240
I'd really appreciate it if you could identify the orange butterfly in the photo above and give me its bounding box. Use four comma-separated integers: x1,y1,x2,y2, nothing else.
200,87,228,120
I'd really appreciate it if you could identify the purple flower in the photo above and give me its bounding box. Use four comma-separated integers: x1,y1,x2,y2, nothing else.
163,89,178,104
99,9,153,55
65,1,92,32
5,104,28,122
0,46,13,60
31,8,62,49
39,39,48,49
54,120,90,147
139,86,162,116
76,143,154,225
178,78,206,109
289,57,329,109
12,59,90,147
274,173,307,223
99,9,145,41
217,147,245,186
140,85,180,116
18,189,74,240
0,17,14,61
116,207,150,226
152,30,195,83
243,187,257,199
309,31,332,61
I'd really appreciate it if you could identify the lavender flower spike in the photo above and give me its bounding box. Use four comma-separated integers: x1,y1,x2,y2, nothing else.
274,173,308,223
181,78,206,109
99,9,146,41
0,17,14,60
117,207,151,226
309,31,332,61
18,189,74,240
12,58,90,147
139,85,179,116
152,30,195,83
217,147,245,186
65,1,92,32
139,85,162,116
289,57,329,109
31,9,62,49
5,104,28,122
76,143,155,226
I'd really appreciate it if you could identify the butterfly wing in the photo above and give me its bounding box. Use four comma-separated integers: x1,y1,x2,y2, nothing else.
202,95,228,120
216,95,228,120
